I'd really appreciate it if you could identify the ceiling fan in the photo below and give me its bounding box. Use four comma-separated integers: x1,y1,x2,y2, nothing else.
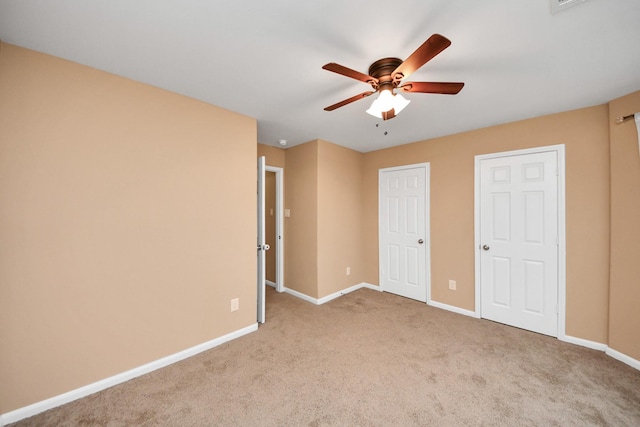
322,34,464,120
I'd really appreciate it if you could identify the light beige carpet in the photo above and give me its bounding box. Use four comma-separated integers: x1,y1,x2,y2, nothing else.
11,287,640,426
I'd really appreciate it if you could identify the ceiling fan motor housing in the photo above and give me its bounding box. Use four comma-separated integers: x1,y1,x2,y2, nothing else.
368,57,403,91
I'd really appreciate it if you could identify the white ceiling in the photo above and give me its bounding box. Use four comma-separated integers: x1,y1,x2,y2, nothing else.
1,0,639,152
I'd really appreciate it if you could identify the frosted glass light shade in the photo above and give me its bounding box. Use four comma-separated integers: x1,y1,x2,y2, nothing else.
365,90,410,118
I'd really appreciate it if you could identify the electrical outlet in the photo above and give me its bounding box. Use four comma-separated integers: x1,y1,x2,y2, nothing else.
230,298,239,312
448,280,457,291
346,266,351,275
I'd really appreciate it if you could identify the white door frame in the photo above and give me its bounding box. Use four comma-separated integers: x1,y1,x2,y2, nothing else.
378,162,431,303
474,144,566,338
265,165,284,293
257,156,266,324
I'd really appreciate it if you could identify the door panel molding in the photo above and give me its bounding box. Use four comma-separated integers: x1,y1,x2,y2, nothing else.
378,163,430,303
474,145,566,338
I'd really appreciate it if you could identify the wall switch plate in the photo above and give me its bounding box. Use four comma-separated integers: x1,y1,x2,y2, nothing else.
346,267,351,275
284,209,291,218
231,298,239,312
448,280,457,291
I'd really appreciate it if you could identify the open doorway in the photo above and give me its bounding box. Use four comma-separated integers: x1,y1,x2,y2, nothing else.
265,166,284,293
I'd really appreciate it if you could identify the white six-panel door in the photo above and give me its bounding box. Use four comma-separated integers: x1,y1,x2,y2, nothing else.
379,164,429,302
479,150,559,336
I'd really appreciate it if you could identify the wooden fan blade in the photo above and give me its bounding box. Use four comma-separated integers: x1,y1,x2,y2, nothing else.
392,34,452,80
322,63,377,84
400,82,464,94
324,91,375,111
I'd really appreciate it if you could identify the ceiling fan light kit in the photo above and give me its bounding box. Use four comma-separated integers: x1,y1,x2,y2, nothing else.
365,90,410,119
322,34,464,121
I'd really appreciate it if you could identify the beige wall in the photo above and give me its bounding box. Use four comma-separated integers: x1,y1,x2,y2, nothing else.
0,43,257,412
362,105,611,343
317,140,365,297
608,90,640,361
282,140,365,299
258,143,285,168
283,141,319,297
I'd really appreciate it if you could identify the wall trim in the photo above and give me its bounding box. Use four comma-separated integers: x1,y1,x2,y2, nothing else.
317,282,380,305
0,323,258,425
266,280,277,289
559,334,608,351
606,347,640,371
428,300,477,318
283,287,319,304
283,282,379,305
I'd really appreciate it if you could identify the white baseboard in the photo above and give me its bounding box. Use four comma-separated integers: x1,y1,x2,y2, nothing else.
317,282,379,304
606,347,640,371
428,299,477,318
283,282,379,305
0,323,258,425
559,334,608,351
555,333,640,371
283,287,319,304
266,280,277,288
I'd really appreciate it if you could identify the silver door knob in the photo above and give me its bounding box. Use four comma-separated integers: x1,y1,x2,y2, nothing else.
418,239,424,244
482,245,490,251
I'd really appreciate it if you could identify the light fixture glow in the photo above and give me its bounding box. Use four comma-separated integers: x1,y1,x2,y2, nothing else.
366,89,410,118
